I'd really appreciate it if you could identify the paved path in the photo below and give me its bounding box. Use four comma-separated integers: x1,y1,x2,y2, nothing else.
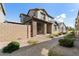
0,35,64,56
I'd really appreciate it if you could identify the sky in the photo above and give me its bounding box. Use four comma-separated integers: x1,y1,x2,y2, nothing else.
3,3,79,28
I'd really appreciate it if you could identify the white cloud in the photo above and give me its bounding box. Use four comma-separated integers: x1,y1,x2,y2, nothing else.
55,13,66,22
70,9,74,12
60,13,66,18
66,23,74,28
68,18,75,20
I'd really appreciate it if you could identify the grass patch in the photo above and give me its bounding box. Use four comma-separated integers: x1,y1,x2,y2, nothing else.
48,34,54,38
27,40,38,45
48,47,63,56
53,32,61,37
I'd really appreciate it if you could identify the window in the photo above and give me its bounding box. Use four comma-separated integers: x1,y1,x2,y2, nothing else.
33,12,37,17
20,15,24,22
41,12,45,20
20,15,26,22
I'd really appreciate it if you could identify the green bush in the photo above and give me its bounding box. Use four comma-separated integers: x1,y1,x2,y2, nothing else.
59,39,74,47
2,41,20,53
64,32,75,39
59,31,75,48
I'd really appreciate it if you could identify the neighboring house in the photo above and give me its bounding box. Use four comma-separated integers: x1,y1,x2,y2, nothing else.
59,22,67,33
75,11,79,38
20,8,55,37
0,3,6,23
52,21,59,33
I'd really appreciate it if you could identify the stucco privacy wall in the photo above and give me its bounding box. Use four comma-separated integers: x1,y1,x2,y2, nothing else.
0,23,31,41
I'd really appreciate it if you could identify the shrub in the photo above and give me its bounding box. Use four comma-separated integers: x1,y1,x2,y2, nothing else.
2,41,20,53
48,49,58,56
48,34,54,38
48,47,63,56
59,31,75,47
27,40,38,45
59,39,64,46
53,32,60,36
62,32,67,34
59,32,62,35
64,32,75,39
59,39,74,47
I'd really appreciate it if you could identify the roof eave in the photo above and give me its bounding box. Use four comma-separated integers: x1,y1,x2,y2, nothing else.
0,3,6,15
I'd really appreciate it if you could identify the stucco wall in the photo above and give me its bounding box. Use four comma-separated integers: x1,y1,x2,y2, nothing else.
37,10,49,21
0,23,31,41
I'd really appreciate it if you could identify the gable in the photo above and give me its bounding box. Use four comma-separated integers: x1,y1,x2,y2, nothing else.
27,8,54,19
59,23,66,29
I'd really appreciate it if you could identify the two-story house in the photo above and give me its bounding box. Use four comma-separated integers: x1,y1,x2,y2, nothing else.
20,8,57,37
59,22,67,33
52,21,59,33
20,8,67,37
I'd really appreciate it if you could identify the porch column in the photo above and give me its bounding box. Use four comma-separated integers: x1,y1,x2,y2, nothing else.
50,24,52,34
32,20,37,37
44,23,47,34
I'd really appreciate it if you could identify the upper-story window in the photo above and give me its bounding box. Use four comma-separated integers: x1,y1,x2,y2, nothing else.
40,12,45,20
20,15,25,22
33,12,37,17
48,17,52,21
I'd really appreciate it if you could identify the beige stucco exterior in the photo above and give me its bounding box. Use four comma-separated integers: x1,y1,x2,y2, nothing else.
20,8,67,36
28,9,53,22
0,23,31,41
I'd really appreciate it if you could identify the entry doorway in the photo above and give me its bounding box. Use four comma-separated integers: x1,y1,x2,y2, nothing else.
47,24,52,34
37,22,44,34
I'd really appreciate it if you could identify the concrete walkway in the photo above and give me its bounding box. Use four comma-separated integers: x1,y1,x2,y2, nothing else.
0,35,64,56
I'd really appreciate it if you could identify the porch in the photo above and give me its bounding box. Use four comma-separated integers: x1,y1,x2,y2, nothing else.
31,17,52,37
